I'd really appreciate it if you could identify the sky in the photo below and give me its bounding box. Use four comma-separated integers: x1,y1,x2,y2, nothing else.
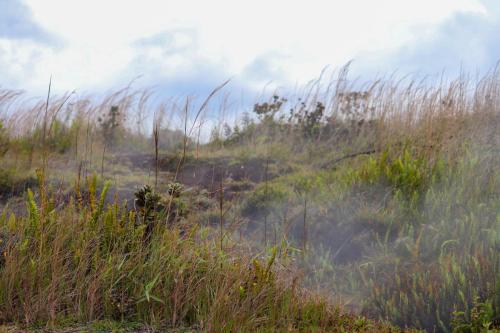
0,0,499,98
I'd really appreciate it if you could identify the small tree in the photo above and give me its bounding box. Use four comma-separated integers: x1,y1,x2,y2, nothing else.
253,95,287,123
98,105,122,149
223,123,232,139
241,111,253,129
302,102,325,139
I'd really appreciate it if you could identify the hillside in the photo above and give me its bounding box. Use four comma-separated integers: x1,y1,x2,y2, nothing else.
0,70,499,332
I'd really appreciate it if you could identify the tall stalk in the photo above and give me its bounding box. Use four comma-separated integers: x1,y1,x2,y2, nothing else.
264,156,269,246
302,195,307,256
153,120,160,189
219,175,224,252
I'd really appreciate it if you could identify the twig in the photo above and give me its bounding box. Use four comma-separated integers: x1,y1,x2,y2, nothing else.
41,76,52,170
219,175,224,252
153,120,160,189
264,156,269,246
321,149,377,169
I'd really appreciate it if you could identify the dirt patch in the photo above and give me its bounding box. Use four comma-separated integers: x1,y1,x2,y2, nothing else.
117,153,292,192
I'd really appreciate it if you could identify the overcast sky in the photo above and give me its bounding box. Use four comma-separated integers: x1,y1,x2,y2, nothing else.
1,0,499,97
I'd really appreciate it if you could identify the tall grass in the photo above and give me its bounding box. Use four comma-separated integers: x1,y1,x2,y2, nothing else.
0,177,400,332
1,65,499,331
354,148,499,331
212,67,500,332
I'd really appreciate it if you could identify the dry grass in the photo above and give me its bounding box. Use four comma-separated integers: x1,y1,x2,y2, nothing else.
0,175,402,332
1,65,499,332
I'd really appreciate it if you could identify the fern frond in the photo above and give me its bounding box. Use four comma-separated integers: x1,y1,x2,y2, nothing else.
27,189,40,226
90,181,110,224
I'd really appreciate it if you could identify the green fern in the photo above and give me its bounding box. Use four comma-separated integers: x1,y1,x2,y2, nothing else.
90,181,110,224
26,188,40,227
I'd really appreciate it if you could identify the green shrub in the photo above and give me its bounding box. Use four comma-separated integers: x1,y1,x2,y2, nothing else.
452,297,500,333
350,147,446,209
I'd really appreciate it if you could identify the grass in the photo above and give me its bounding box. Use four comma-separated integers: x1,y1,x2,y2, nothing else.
0,65,499,332
0,175,400,332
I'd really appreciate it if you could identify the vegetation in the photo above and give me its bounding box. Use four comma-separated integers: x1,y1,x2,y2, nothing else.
0,120,9,157
0,174,399,332
0,66,499,332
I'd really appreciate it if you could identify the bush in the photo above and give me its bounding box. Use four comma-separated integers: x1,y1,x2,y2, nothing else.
350,147,444,209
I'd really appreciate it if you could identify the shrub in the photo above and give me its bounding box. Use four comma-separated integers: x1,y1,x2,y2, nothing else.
452,297,500,333
351,147,443,209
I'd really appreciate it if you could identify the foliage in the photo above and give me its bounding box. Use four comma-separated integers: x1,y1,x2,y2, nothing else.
241,181,289,219
166,182,184,198
253,95,287,123
0,121,9,157
355,150,499,332
350,147,442,207
98,105,123,148
43,119,74,153
134,185,164,222
0,182,399,332
0,168,36,198
1,68,499,332
452,297,500,333
133,183,188,241
156,127,185,152
290,101,326,139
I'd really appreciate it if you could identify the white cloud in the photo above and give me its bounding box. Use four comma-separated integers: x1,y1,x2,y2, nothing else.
1,0,488,93
350,0,500,78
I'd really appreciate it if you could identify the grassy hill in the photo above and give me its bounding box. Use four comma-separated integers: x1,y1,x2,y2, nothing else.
0,68,499,332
